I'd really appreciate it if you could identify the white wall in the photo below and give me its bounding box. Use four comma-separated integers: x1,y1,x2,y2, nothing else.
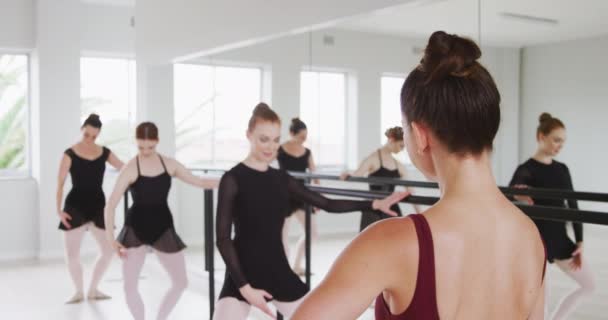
135,0,419,64
0,178,38,260
0,1,135,261
171,29,522,239
31,0,83,259
0,1,134,54
81,3,135,55
521,35,608,211
0,0,34,50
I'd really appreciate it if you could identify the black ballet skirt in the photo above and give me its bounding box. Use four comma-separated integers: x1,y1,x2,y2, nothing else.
360,150,403,232
117,155,186,253
277,146,312,215
217,163,373,303
59,147,111,230
510,158,581,263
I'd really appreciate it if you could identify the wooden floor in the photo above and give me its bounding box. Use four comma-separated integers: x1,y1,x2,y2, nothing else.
1,226,606,319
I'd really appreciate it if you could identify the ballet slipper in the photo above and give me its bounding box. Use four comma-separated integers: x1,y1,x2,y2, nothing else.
65,292,84,304
87,289,112,300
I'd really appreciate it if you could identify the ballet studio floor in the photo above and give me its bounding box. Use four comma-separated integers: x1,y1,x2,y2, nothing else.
1,227,607,319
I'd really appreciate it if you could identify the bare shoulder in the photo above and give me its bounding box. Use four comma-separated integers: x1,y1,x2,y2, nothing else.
356,217,419,264
501,204,546,273
352,217,420,293
159,154,177,165
120,157,139,179
363,216,416,239
158,154,180,170
362,152,380,170
124,157,138,168
507,204,542,243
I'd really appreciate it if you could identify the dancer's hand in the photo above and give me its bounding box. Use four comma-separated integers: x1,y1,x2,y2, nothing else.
239,284,275,319
513,184,534,205
570,243,583,270
58,211,72,229
339,172,350,181
373,191,410,216
112,241,127,259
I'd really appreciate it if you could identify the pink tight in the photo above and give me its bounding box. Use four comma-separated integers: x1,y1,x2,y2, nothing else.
63,223,113,294
213,295,306,320
548,257,595,320
122,246,188,320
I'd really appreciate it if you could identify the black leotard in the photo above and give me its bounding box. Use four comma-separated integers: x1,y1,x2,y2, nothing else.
360,150,402,231
217,163,373,302
510,158,581,263
60,147,111,230
277,146,312,214
117,155,186,253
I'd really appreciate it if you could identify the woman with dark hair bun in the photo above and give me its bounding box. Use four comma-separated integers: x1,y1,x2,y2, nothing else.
277,117,320,276
294,31,546,319
341,126,421,231
510,113,595,320
56,113,124,304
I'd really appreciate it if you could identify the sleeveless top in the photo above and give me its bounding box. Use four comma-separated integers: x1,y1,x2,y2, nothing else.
117,155,186,253
360,150,403,231
60,147,111,230
277,146,311,173
277,146,312,214
370,150,401,192
375,214,548,319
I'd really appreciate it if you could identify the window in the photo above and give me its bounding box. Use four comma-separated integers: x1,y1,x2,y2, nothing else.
381,76,410,164
0,54,29,176
80,57,137,161
300,71,346,170
174,64,262,168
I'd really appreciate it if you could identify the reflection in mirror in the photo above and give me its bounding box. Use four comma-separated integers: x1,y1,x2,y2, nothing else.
174,1,608,318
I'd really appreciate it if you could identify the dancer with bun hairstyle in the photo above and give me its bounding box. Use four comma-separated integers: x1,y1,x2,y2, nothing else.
277,117,320,275
105,122,218,320
510,113,595,320
293,31,547,320
213,103,407,319
342,126,421,231
57,114,124,303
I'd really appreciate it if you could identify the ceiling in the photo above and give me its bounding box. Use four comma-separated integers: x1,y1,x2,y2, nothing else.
81,0,134,7
338,0,608,47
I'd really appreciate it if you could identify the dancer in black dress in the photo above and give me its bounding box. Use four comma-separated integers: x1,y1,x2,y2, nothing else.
342,127,420,231
510,113,595,320
213,103,407,319
56,114,124,303
277,118,320,275
104,122,218,320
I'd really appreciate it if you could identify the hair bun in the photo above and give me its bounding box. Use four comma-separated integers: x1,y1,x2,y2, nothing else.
82,113,102,128
289,117,307,134
253,102,271,115
421,31,481,82
385,126,404,140
539,112,553,123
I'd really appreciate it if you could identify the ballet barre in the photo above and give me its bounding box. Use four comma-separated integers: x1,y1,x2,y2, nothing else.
147,169,608,319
